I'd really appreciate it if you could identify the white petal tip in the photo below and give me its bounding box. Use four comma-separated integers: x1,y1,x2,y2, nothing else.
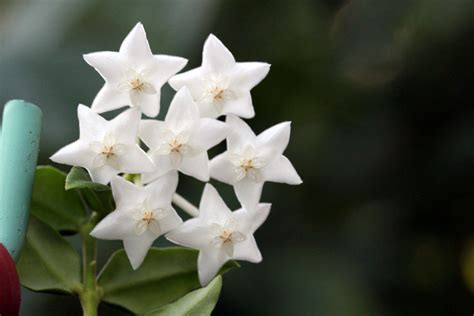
199,276,212,287
89,229,100,239
207,33,219,41
132,21,145,32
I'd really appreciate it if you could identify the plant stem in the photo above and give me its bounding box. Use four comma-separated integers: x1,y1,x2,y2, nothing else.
79,212,101,316
172,193,199,217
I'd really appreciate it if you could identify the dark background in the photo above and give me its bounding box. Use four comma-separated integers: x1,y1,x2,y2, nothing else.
1,0,473,315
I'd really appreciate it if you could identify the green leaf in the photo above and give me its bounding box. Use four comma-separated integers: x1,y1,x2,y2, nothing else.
98,247,238,314
65,166,111,192
65,167,114,213
31,165,86,232
16,215,81,294
142,276,223,316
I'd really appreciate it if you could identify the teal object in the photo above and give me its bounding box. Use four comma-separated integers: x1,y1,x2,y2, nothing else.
0,100,42,261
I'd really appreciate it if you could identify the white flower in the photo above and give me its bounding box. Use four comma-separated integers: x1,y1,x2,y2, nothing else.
209,115,302,210
50,104,154,184
166,184,270,286
90,173,182,269
139,87,228,183
169,34,270,119
83,22,187,117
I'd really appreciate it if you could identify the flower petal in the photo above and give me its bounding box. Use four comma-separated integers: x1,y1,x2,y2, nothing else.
260,155,302,185
231,62,270,90
89,164,119,185
199,184,232,222
156,207,182,233
130,89,161,117
209,153,238,184
165,87,200,132
233,204,271,233
144,171,178,205
141,152,175,184
117,145,155,174
78,104,107,142
147,54,188,86
202,34,236,74
196,99,222,119
232,235,262,263
219,91,255,118
50,140,94,169
119,22,153,65
234,178,264,211
179,152,210,182
139,120,166,149
135,221,149,236
90,211,135,240
123,231,157,270
141,82,157,94
256,121,291,158
83,51,126,84
108,107,141,144
187,118,228,151
226,115,256,151
197,249,228,286
91,84,129,114
110,176,146,210
168,67,205,99
166,218,213,250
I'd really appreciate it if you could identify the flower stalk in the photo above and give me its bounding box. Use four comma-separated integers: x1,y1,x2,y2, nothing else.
172,193,199,217
79,212,101,316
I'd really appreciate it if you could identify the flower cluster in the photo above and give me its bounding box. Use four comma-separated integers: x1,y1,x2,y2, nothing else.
51,23,301,286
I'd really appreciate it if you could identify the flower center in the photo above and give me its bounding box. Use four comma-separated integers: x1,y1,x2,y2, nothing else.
219,229,235,244
210,87,225,101
130,78,145,91
210,223,246,257
240,159,254,172
101,145,116,159
90,138,126,169
142,210,156,224
134,207,166,236
228,147,266,182
169,138,183,153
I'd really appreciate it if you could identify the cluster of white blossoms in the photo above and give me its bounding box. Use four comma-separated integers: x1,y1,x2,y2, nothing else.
50,23,302,286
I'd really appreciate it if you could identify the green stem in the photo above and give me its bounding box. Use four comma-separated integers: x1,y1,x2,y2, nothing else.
79,212,101,316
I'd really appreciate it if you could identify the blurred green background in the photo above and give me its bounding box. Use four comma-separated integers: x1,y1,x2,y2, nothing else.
1,0,473,315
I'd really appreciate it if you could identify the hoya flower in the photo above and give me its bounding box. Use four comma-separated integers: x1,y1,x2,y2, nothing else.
50,104,154,184
166,184,270,286
83,22,187,117
168,34,270,119
139,87,228,183
209,115,302,210
91,173,182,269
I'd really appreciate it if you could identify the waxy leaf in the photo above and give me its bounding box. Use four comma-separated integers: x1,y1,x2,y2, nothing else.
31,166,85,232
16,216,81,294
98,247,238,314
66,167,114,213
142,276,223,316
65,166,111,192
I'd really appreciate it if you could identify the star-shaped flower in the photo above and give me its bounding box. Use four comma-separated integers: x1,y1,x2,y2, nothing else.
83,22,188,117
139,87,228,183
90,172,182,269
209,115,302,210
50,104,154,184
166,184,270,286
168,34,270,119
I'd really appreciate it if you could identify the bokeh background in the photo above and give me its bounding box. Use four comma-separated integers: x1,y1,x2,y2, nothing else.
1,0,473,315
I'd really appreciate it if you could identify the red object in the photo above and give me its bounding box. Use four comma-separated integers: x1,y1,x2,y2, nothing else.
0,243,20,316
